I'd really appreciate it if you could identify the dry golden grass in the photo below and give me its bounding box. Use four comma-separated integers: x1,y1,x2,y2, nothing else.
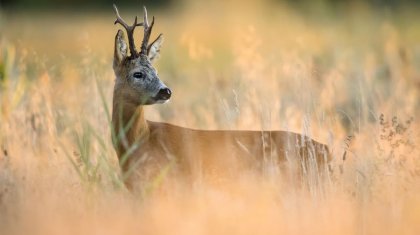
0,1,419,234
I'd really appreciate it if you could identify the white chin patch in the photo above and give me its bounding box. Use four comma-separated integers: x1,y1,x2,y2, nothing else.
156,99,170,104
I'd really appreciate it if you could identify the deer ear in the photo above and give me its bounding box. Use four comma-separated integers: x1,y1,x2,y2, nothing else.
114,30,128,66
147,34,163,63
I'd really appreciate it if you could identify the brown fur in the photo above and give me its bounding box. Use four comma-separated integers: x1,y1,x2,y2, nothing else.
112,101,331,192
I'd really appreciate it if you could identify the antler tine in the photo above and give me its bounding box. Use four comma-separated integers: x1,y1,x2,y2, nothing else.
140,6,155,55
143,6,149,28
113,4,143,57
113,4,129,29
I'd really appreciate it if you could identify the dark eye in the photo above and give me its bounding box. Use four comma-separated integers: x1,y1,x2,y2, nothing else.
133,72,145,79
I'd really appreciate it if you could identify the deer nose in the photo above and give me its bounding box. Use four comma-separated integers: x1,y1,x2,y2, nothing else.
157,87,172,100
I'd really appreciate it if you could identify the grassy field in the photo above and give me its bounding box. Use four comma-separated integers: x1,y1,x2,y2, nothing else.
0,1,419,234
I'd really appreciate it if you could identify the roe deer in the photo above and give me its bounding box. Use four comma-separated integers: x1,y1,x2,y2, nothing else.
111,5,331,192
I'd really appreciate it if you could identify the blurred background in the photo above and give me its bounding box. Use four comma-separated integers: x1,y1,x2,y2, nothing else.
1,0,420,10
0,0,419,130
0,1,419,235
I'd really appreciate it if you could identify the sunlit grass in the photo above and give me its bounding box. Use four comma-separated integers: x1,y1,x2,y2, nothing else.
0,1,419,234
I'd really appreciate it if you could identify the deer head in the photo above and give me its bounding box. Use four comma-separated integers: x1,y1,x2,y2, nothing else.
113,4,171,106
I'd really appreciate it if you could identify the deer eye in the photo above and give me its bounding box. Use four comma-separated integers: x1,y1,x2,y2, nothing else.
133,72,145,79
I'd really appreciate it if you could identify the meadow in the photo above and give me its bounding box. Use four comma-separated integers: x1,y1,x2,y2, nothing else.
0,1,419,234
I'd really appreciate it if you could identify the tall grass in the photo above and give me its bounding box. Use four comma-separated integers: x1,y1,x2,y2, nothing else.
0,1,419,234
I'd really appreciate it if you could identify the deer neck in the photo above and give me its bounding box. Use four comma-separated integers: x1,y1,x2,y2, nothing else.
112,89,150,157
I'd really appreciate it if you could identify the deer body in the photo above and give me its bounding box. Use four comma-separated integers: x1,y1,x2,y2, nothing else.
111,5,330,191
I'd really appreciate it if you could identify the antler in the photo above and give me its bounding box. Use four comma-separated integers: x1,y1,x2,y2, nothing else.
113,4,143,57
140,6,155,56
